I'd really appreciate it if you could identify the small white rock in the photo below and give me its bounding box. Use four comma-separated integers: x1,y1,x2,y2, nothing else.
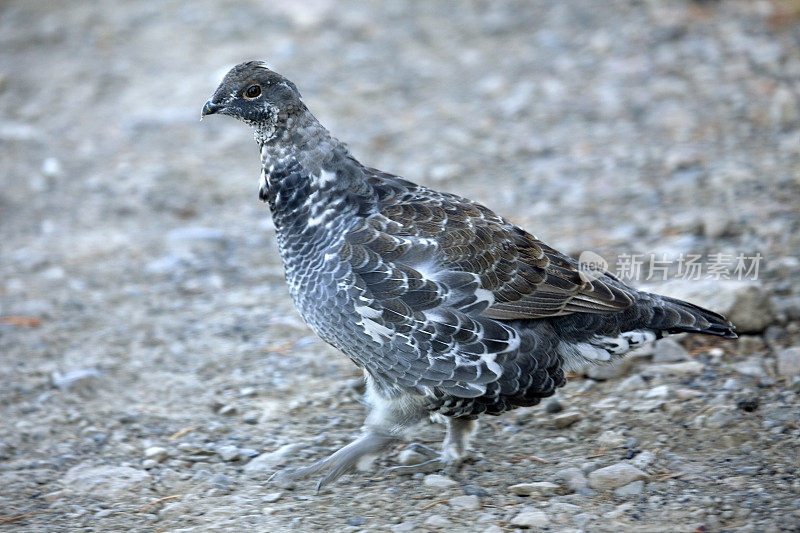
588,463,648,490
262,492,282,503
144,447,168,463
449,494,481,510
423,474,457,489
423,514,450,528
596,430,626,448
644,385,671,399
510,508,550,528
41,157,62,177
722,378,740,390
508,481,559,496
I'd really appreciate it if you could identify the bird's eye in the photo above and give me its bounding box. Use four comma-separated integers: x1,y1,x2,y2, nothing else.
244,84,262,99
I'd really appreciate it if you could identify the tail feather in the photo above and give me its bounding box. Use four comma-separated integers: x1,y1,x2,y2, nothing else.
655,295,738,339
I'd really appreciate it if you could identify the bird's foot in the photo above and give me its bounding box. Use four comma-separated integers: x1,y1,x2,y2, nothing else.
385,457,449,476
385,444,467,476
402,442,441,458
268,431,396,492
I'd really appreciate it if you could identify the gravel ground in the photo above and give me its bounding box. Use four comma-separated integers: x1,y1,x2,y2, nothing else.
2,1,800,531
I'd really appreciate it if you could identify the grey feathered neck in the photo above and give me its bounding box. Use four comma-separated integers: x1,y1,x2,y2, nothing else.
256,107,376,231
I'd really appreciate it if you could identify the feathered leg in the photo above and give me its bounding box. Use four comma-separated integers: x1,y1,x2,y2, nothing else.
270,375,428,490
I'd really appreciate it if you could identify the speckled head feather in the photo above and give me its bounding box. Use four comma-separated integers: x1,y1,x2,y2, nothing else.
202,61,304,138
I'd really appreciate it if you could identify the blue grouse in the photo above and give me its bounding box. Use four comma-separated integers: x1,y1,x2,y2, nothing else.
202,61,736,489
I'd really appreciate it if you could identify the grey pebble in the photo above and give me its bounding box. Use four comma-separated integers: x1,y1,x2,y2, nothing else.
216,444,240,462
552,411,583,428
210,473,232,491
544,398,563,413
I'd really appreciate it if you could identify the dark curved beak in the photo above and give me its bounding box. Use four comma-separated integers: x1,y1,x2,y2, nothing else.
201,100,223,118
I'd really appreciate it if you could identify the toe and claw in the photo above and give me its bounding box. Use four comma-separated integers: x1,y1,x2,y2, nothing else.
267,418,478,490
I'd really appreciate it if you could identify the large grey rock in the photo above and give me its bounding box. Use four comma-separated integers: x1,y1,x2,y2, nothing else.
587,463,648,490
652,338,690,363
776,347,800,378
62,464,150,496
657,280,774,334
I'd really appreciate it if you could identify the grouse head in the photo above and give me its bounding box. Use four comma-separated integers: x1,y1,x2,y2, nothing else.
202,61,304,141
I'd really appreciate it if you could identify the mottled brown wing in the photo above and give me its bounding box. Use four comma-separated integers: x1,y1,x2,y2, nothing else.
368,172,635,320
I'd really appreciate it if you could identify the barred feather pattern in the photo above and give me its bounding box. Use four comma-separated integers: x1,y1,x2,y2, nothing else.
259,115,734,419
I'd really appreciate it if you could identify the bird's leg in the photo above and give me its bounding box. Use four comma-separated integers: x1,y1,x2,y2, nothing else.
269,430,396,491
269,379,428,490
441,417,477,466
387,417,478,476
